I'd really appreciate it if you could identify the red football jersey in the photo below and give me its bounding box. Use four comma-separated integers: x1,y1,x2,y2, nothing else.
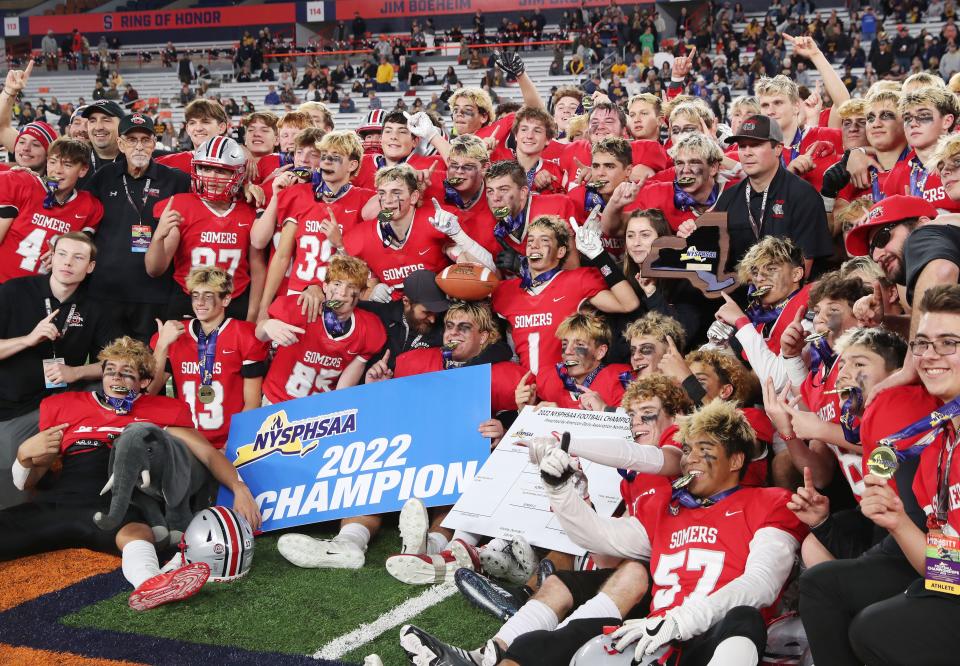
342,205,451,297
492,268,607,374
536,363,631,409
635,485,807,617
276,183,375,292
625,181,698,232
263,296,386,403
800,357,842,425
441,193,501,258
881,150,960,212
393,347,526,413
153,193,256,297
559,139,669,186
254,153,282,185
0,171,103,282
150,318,268,448
155,151,194,174
741,406,772,488
353,153,445,190
39,391,194,455
566,185,624,258
781,126,843,191
498,194,577,255
913,428,960,536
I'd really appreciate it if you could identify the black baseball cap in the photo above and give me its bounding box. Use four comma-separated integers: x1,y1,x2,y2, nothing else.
404,270,449,313
119,112,155,136
724,114,785,145
80,100,125,119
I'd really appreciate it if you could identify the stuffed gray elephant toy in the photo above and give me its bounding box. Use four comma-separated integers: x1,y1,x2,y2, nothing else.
93,423,211,546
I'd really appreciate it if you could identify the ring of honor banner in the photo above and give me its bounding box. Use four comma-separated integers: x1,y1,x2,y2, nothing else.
217,365,490,532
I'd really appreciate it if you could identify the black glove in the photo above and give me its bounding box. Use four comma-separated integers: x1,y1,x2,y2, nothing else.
820,151,852,199
496,237,523,275
494,50,525,78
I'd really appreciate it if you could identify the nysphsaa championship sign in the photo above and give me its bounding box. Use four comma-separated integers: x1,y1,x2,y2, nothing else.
218,365,491,531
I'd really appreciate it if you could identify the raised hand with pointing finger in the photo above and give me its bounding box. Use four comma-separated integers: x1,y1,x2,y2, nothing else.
571,207,604,259
4,58,33,96
406,111,439,142
714,291,748,327
261,319,306,346
779,305,809,359
27,308,60,346
515,371,537,409
365,349,394,384
787,467,830,527
155,198,182,241
428,197,462,236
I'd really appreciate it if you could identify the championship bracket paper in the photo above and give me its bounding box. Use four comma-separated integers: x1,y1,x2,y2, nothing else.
218,365,491,531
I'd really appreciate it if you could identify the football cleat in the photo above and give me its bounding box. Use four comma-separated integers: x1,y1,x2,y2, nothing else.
479,537,537,585
454,568,531,621
399,624,480,666
399,497,429,555
277,534,365,569
537,557,556,588
386,539,480,585
128,561,210,611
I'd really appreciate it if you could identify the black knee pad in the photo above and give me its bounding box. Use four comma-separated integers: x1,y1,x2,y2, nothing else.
717,605,767,654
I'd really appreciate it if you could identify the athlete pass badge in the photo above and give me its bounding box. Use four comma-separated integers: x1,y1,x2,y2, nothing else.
925,533,960,595
131,225,152,253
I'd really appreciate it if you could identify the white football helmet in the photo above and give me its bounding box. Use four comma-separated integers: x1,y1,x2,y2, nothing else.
191,136,247,202
569,633,669,665
177,506,255,582
763,613,809,666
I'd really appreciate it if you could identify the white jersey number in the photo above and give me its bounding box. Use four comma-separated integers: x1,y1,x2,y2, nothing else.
651,548,726,610
17,228,47,272
284,361,342,398
182,379,224,430
295,235,334,283
191,247,242,275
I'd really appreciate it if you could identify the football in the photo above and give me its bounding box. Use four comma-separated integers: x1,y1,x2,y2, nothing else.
435,263,500,301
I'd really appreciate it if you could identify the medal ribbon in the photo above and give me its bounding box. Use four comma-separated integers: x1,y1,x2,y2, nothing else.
42,178,61,209
525,161,539,189
313,174,352,201
673,181,719,212
555,362,605,398
584,186,605,212
493,198,530,241
745,285,797,328
378,214,403,247
519,260,561,290
196,326,218,387
279,151,293,167
840,386,864,444
443,180,483,209
321,305,346,337
784,127,804,164
97,390,138,415
909,156,930,197
875,396,960,461
808,335,836,375
670,476,741,512
619,369,635,389
869,147,910,202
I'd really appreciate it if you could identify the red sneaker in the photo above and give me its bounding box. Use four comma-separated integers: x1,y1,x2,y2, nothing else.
129,561,211,611
385,538,482,585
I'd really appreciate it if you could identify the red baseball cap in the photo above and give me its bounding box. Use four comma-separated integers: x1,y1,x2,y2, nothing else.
845,195,938,257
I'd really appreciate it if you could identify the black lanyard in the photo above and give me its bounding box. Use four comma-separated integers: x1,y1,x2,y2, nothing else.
44,297,76,357
122,175,151,225
744,182,769,239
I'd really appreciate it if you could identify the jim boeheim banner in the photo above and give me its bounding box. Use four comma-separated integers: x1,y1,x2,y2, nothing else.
218,365,491,532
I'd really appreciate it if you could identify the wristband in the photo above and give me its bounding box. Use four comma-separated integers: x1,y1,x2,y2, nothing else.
586,250,627,289
734,316,751,331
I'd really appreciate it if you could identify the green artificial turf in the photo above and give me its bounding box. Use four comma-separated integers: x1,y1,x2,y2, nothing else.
62,526,502,664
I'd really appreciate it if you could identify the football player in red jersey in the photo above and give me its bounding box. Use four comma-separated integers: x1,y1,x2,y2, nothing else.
258,130,375,320
352,110,445,191
344,164,493,302
276,111,313,165
0,138,102,282
607,133,723,237
489,107,565,194
148,267,268,449
257,254,386,403
625,94,663,142
1,336,260,610
0,60,60,175
145,136,265,322
617,312,687,387
242,112,281,185
492,216,639,374
566,137,636,258
527,311,631,411
155,100,230,174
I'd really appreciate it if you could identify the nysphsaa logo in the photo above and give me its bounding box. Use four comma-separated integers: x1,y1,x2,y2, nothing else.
233,409,358,468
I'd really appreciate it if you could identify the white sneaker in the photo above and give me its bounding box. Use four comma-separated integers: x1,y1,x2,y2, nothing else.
277,534,365,569
399,497,429,555
508,536,538,585
480,537,537,585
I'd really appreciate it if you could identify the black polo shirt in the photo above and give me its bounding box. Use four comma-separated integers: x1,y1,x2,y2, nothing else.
83,157,191,305
715,164,833,270
904,224,960,301
357,300,444,372
0,275,120,419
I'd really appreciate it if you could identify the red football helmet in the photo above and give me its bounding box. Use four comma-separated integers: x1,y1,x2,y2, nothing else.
191,136,247,202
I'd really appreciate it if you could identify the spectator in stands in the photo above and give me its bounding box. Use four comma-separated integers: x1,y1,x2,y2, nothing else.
92,81,106,101
41,31,58,72
122,84,139,106
177,55,195,86
236,65,252,83
224,98,240,117
264,86,280,106
442,66,458,86
259,63,275,82
179,84,195,106
105,83,120,102
352,11,366,43
280,85,298,106
339,94,356,114
368,91,382,110
376,57,395,92
941,41,960,80
161,42,177,69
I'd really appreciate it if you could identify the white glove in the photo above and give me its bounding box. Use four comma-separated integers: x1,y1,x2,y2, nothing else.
571,206,604,260
539,446,573,481
406,111,439,142
610,613,681,659
525,434,560,465
429,198,462,236
370,283,394,303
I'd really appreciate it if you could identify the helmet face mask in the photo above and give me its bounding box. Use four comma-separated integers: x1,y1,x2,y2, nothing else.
178,506,255,582
192,136,247,203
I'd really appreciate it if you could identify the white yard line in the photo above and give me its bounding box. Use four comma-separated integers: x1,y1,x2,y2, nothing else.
313,582,458,660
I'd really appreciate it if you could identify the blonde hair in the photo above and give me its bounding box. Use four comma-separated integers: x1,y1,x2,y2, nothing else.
730,95,761,116
448,133,490,163
627,92,662,116
669,132,723,165
669,101,713,129
840,255,889,286
318,130,364,176
448,87,495,126
677,399,756,474
903,72,946,93
755,75,801,103
446,301,501,348
375,164,421,194
326,255,369,290
899,87,960,126
837,98,868,119
866,80,902,96
737,236,803,284
566,114,589,141
621,373,693,416
833,197,872,237
950,72,960,94
185,266,233,296
623,312,686,350
933,132,960,172
297,101,334,130
865,88,901,111
555,311,611,346
98,336,156,380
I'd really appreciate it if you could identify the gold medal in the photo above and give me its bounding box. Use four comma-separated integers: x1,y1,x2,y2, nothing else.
867,445,899,479
492,206,511,219
198,385,216,404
